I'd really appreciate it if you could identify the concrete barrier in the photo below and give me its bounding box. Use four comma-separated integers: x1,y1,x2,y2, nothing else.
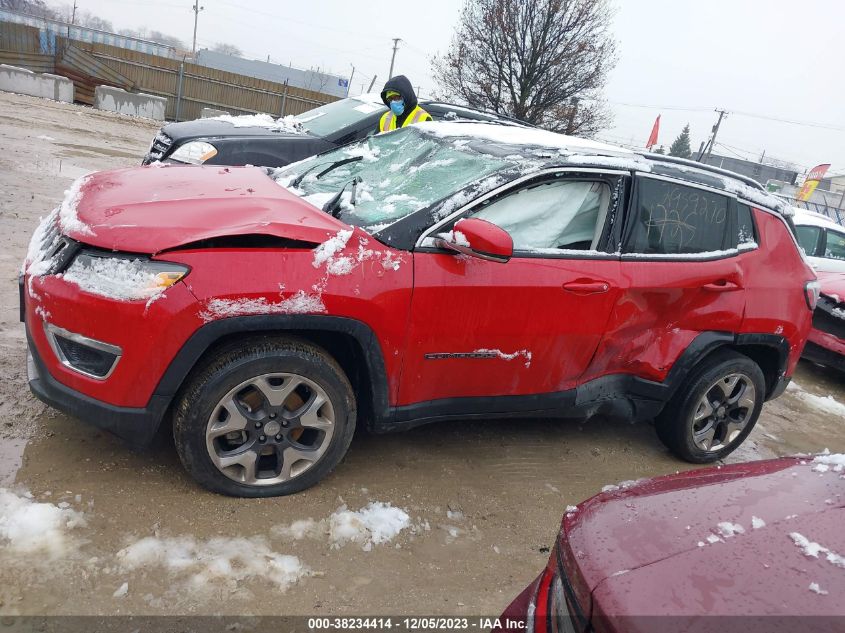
94,86,166,121
201,107,230,118
0,64,73,103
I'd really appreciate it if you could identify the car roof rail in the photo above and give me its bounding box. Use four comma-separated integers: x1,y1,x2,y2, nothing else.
640,153,766,191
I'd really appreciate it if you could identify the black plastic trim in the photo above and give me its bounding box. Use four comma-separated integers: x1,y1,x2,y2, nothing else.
151,315,391,419
26,328,168,447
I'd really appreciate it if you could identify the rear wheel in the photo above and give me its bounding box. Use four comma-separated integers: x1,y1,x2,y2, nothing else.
173,337,356,497
655,350,765,463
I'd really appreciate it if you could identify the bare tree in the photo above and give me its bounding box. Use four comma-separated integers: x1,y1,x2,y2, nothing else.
432,0,616,137
212,42,242,57
1,0,60,19
75,11,113,32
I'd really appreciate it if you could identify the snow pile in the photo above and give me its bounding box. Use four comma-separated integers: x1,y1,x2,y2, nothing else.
812,451,845,473
112,582,129,598
272,502,411,552
328,502,410,551
313,229,354,269
210,113,303,133
751,516,766,529
790,532,845,569
58,174,94,236
312,232,404,278
600,479,647,493
344,144,380,162
437,229,470,247
716,522,745,538
117,535,308,591
786,383,845,418
809,582,829,595
200,292,326,322
62,256,166,301
474,348,532,368
23,208,60,282
0,488,85,557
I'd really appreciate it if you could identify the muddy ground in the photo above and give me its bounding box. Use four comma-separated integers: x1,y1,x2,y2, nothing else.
0,91,843,617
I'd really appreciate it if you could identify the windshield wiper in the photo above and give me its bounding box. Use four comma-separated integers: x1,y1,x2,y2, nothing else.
290,155,363,188
322,177,361,219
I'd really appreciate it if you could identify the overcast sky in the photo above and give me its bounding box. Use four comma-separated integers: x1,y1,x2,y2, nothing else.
67,0,845,176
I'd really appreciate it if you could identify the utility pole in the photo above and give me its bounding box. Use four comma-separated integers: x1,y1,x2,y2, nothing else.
68,0,77,38
387,38,401,79
347,64,355,97
191,2,204,57
367,75,378,92
699,108,728,163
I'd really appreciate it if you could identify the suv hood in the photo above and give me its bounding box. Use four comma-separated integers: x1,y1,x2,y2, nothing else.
62,165,348,254
161,118,310,143
563,457,845,598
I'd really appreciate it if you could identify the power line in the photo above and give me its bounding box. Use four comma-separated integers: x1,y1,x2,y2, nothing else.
730,110,845,133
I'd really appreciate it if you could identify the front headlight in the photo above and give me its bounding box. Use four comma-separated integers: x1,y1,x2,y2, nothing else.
169,141,218,164
62,252,189,301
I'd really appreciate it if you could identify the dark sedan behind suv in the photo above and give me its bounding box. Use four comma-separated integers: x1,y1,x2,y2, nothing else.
142,94,528,168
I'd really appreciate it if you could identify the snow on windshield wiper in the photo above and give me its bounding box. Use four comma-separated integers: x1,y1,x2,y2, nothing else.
290,155,363,188
322,176,362,219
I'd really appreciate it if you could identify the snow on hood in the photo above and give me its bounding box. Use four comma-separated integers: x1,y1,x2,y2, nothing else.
63,165,349,254
207,113,305,133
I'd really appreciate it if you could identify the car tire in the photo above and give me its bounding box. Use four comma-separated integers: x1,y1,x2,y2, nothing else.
655,349,765,463
173,336,356,497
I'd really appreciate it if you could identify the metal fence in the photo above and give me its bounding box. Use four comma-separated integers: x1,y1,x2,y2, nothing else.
0,20,338,121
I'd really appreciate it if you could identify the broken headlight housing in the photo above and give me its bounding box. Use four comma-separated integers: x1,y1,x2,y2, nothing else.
64,252,189,301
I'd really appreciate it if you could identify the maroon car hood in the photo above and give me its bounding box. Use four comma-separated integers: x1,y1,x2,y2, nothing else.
64,165,347,253
816,271,845,302
564,457,845,616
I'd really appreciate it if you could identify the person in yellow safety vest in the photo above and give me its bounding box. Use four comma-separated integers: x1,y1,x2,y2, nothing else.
378,75,432,133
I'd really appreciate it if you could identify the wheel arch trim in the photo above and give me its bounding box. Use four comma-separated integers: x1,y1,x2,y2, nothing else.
153,315,390,421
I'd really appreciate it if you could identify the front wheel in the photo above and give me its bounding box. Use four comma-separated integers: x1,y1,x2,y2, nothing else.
655,350,765,463
173,337,356,497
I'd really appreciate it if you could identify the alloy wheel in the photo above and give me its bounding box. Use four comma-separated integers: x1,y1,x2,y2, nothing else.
205,373,335,485
690,373,757,452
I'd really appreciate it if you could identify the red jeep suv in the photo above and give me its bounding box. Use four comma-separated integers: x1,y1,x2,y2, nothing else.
21,122,818,497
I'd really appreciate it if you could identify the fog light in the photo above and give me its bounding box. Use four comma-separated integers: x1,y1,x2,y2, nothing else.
44,323,121,380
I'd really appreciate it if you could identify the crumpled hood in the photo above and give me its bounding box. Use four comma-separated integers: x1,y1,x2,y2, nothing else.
63,165,348,254
562,457,844,600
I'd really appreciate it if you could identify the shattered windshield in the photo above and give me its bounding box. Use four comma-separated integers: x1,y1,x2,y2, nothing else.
293,97,385,137
272,126,532,231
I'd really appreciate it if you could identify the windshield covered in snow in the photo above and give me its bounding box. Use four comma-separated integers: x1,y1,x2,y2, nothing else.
294,97,385,137
272,126,535,231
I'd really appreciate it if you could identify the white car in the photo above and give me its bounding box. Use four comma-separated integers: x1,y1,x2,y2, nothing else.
793,208,845,273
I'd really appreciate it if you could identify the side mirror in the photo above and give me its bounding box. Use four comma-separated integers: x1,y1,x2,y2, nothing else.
434,218,513,263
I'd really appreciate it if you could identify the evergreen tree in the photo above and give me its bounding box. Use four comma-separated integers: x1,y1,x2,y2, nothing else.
668,125,692,159
653,145,666,155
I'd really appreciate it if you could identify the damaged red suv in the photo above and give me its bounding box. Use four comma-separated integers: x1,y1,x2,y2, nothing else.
21,122,817,497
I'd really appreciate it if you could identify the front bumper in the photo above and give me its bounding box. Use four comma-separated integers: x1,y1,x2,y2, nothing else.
26,326,169,446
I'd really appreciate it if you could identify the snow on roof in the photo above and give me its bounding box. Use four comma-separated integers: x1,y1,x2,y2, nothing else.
208,113,304,133
793,208,844,230
419,121,633,156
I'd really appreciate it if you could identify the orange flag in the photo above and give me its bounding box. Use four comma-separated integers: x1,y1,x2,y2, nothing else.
646,115,660,150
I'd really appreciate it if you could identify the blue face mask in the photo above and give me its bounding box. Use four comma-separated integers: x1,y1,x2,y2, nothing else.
390,100,405,116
